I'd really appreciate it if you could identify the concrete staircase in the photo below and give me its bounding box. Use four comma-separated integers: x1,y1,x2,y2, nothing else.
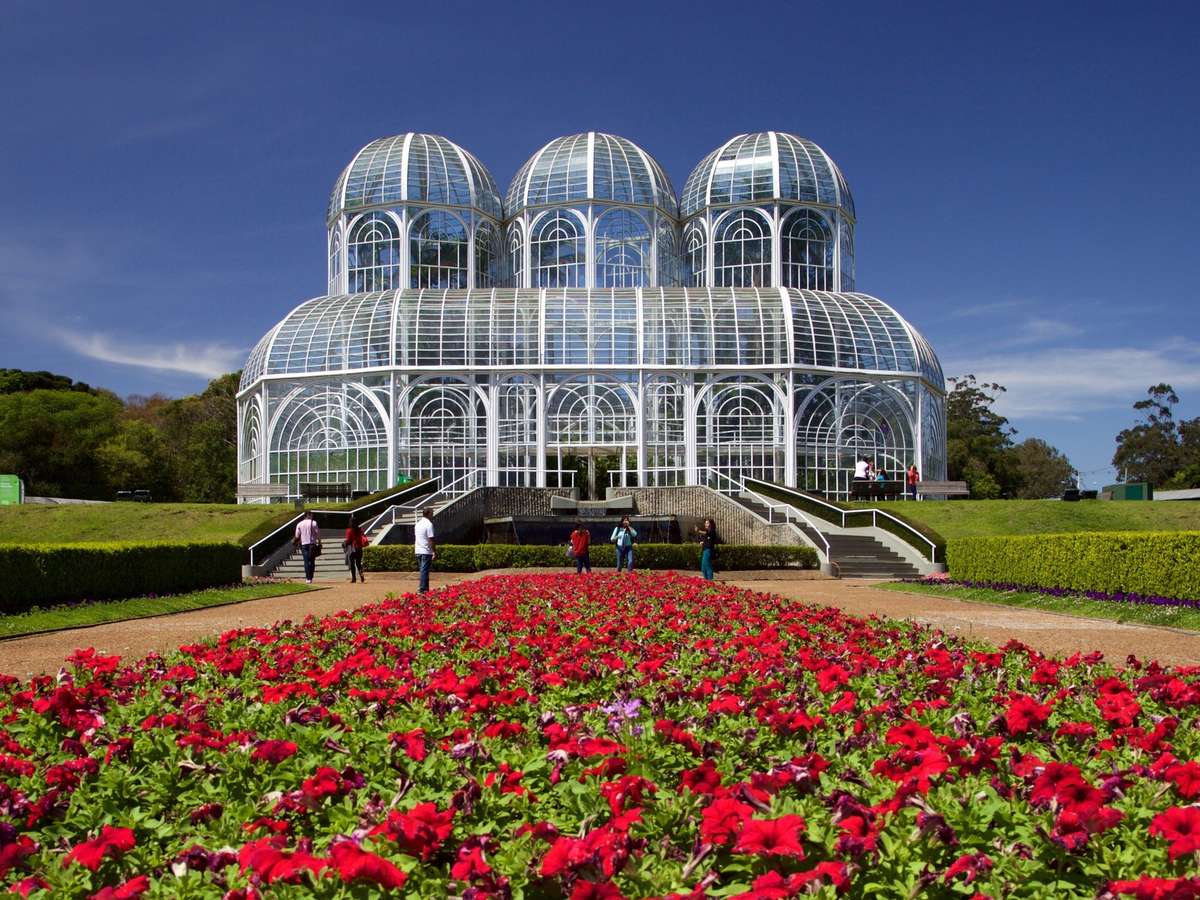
272,529,362,583
732,493,920,579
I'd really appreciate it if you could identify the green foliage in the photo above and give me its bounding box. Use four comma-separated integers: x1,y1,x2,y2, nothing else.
0,541,244,614
0,369,240,503
946,375,1021,498
364,542,817,572
1013,437,1078,499
0,389,123,498
946,531,1200,600
1113,384,1200,488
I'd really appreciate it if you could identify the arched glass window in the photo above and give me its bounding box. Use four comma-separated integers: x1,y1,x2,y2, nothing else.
327,228,343,294
347,213,401,292
507,223,524,288
594,209,650,288
410,211,468,289
532,209,585,288
656,218,680,288
474,221,498,288
684,221,706,286
713,209,771,287
781,210,833,290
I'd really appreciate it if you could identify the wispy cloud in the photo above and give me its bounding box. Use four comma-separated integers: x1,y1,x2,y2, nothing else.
51,327,246,380
1002,316,1084,347
942,339,1200,420
940,298,1032,321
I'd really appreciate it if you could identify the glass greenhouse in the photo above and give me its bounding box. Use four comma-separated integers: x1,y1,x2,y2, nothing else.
239,131,946,501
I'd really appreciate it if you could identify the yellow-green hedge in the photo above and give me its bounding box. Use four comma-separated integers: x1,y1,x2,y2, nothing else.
364,543,817,573
946,531,1200,600
0,542,244,614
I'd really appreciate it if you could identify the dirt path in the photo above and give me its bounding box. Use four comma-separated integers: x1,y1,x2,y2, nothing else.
2,571,1198,678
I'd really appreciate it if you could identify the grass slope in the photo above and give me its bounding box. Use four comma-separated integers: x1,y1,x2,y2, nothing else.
0,582,315,640
882,580,1200,632
0,503,283,546
847,499,1200,540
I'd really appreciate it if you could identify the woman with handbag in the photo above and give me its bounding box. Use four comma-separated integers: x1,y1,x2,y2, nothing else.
610,516,637,573
695,517,718,580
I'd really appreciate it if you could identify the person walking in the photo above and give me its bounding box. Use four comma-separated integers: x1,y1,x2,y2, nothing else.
414,507,436,594
610,516,637,573
696,517,718,580
569,521,592,574
343,515,368,583
293,510,321,584
907,463,920,500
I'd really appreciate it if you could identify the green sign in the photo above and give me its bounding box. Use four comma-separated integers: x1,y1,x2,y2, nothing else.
0,475,22,505
396,473,412,486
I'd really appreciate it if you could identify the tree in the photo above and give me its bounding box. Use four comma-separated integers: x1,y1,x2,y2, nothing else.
95,419,173,500
946,375,1020,498
156,372,239,503
0,390,122,497
0,368,97,395
1013,437,1077,499
1112,384,1186,486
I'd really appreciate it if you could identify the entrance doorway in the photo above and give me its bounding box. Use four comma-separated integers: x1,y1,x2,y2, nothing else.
554,447,636,500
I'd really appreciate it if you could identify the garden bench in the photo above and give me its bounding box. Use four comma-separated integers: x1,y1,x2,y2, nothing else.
850,480,904,501
916,480,970,498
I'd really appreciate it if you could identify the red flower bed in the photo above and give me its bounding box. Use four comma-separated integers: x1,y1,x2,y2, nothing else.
1,572,1200,896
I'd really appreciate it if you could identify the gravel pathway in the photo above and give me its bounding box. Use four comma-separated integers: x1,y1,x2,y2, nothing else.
1,570,1197,677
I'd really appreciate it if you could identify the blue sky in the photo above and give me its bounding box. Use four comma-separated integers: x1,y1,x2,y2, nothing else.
2,0,1197,487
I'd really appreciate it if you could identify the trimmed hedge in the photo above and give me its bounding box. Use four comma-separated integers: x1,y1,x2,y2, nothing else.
0,542,244,614
364,542,817,573
946,531,1200,600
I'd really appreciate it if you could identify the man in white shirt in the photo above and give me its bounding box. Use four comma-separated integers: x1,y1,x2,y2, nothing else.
293,511,322,584
414,507,436,594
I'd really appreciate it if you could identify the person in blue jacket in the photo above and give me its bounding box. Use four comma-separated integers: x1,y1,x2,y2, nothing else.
610,516,637,573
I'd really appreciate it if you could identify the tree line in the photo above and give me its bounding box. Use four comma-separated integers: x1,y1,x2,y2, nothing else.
0,369,237,502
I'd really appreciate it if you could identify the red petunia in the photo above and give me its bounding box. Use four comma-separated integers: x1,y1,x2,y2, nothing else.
238,837,327,884
1108,875,1200,899
700,798,754,846
64,826,136,871
88,874,150,900
250,739,298,764
1150,807,1200,860
679,759,723,794
733,815,807,858
1004,694,1052,735
572,881,628,900
1165,762,1200,799
0,836,36,877
450,845,492,881
943,851,993,884
371,802,456,860
389,728,428,762
328,841,407,890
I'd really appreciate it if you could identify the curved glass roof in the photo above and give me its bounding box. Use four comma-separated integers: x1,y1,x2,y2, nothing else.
506,133,678,218
243,289,942,392
680,132,854,220
327,133,503,222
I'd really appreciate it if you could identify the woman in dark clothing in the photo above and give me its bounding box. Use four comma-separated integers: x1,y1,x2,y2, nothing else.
696,517,717,580
343,515,368,583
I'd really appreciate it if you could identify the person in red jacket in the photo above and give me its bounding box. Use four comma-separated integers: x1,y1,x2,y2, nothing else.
569,521,591,574
343,515,369,583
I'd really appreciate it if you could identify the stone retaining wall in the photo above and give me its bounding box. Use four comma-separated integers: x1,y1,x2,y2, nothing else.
609,486,797,546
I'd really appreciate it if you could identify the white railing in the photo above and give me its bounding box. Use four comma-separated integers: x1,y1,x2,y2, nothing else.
700,468,832,560
607,467,688,488
748,479,939,564
363,469,486,537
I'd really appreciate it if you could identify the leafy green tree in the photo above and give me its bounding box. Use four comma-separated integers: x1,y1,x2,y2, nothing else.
95,419,174,500
1013,437,1077,499
157,372,239,503
0,389,122,497
0,368,97,395
946,375,1020,498
1112,384,1186,486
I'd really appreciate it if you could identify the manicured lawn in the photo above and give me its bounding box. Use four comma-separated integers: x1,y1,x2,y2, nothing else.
847,498,1200,540
882,580,1200,632
0,503,285,546
0,582,314,639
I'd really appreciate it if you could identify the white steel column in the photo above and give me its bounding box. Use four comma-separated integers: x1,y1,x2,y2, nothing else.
485,379,499,487
535,374,547,487
684,379,698,485
915,384,924,480
635,371,647,487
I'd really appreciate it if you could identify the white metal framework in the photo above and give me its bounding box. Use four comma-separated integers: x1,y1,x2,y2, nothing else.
239,131,946,501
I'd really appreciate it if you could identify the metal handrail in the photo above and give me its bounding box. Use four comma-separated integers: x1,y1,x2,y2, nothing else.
246,481,433,566
701,468,833,560
747,479,938,564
